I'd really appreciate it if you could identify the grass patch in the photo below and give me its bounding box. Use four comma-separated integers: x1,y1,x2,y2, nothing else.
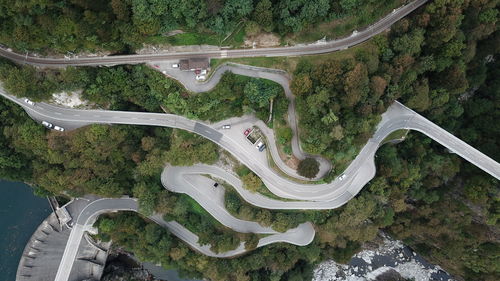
382,129,409,143
211,56,293,73
183,194,209,216
221,21,246,47
233,164,301,201
273,119,293,156
144,20,246,47
211,39,379,74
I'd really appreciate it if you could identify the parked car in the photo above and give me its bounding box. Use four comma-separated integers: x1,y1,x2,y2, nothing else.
255,140,264,150
200,69,207,75
41,121,53,129
24,98,35,106
54,126,65,132
244,128,252,136
222,124,231,129
259,144,266,152
172,63,179,68
338,173,347,181
195,75,206,81
213,182,219,188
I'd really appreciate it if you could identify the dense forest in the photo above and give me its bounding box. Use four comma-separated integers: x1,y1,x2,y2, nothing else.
0,0,498,281
0,59,283,123
0,0,400,53
292,0,499,175
97,55,499,281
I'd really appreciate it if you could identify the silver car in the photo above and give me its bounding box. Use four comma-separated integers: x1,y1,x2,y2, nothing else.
54,126,65,132
41,121,53,129
24,98,35,106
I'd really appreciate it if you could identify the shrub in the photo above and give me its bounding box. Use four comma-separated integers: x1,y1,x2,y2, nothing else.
297,157,319,178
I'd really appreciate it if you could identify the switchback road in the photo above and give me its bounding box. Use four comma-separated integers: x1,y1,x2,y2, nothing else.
53,197,314,281
158,62,332,180
2,89,498,205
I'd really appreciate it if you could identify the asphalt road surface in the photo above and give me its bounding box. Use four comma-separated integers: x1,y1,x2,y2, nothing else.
54,198,138,281
2,89,498,204
0,0,429,68
53,196,314,281
159,62,333,180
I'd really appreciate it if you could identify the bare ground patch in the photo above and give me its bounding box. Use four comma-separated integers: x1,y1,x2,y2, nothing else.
244,33,281,48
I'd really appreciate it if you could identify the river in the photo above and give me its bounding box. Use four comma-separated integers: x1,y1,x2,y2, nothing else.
0,180,51,281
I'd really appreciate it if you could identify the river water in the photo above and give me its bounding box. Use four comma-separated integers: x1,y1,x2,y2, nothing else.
0,180,51,281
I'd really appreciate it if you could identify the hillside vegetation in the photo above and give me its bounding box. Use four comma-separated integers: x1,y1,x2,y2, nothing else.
0,0,498,281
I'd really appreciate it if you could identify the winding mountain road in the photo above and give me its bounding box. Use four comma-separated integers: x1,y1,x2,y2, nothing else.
1,86,499,205
0,0,429,68
2,1,499,277
53,196,314,281
160,62,332,180
7,67,496,281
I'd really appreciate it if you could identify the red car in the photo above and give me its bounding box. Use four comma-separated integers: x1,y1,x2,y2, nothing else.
244,128,252,136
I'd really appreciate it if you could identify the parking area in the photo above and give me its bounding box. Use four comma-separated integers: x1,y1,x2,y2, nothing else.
214,117,270,168
149,57,210,84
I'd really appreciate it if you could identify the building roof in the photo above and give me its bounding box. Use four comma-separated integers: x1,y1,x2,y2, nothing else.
180,58,209,71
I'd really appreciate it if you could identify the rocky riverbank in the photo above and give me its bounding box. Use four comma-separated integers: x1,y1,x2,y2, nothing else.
101,249,162,281
313,233,455,281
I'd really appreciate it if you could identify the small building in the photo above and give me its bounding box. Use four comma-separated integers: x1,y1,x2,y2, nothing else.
180,57,209,71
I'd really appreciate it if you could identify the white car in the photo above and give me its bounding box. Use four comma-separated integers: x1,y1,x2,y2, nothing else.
200,69,207,75
54,126,65,132
41,121,53,129
338,173,347,181
172,63,179,68
195,75,206,81
255,140,264,150
24,98,35,106
222,124,231,129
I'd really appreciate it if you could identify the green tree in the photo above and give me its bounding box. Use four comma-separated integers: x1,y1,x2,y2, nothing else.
392,28,425,55
253,0,273,32
297,158,319,179
244,79,279,108
277,0,330,33
291,74,313,95
225,191,242,213
277,127,293,145
241,172,262,193
244,233,260,250
342,63,369,107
